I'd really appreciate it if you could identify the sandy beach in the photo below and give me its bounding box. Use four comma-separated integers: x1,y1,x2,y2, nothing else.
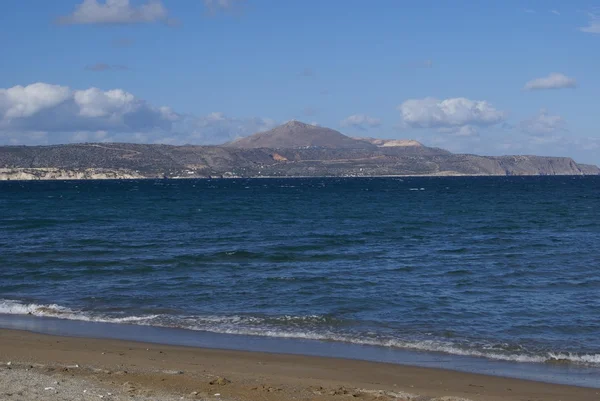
0,329,598,401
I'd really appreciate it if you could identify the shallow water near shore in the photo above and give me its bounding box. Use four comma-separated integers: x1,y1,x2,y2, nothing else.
1,177,599,385
2,315,600,389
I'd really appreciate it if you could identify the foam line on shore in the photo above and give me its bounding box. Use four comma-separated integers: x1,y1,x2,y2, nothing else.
1,299,599,368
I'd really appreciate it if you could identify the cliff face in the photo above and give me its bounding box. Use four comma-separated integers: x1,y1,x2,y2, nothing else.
493,155,589,175
578,164,600,175
431,155,592,176
0,143,596,180
0,168,144,181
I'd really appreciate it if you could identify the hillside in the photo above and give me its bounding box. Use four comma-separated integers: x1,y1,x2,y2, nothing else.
0,144,597,180
225,121,376,149
0,121,598,180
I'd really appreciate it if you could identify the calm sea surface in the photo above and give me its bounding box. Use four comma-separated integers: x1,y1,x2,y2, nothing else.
1,177,599,369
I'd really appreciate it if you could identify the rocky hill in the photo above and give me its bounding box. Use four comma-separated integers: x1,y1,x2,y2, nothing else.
225,121,376,149
0,122,598,180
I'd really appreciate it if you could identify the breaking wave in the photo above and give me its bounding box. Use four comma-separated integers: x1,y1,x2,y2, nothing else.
1,299,599,368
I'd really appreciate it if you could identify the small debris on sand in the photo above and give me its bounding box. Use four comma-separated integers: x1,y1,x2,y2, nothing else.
209,377,231,386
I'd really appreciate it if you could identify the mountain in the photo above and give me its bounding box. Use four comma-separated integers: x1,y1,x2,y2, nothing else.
0,121,598,180
225,120,376,149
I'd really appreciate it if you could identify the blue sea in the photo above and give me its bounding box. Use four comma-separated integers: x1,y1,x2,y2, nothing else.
1,177,599,385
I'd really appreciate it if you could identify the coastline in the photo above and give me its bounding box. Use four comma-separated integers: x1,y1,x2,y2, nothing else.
2,328,599,401
2,312,599,389
0,172,598,181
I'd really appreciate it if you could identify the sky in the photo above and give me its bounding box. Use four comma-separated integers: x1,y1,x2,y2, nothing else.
0,1,599,164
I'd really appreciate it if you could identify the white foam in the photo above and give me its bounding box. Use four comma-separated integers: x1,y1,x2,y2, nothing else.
0,299,158,325
1,299,598,367
0,299,72,316
547,352,600,365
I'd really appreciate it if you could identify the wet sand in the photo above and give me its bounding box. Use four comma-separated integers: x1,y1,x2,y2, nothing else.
0,328,598,401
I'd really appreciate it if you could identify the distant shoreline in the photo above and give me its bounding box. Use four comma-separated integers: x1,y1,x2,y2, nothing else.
2,141,598,179
1,171,598,182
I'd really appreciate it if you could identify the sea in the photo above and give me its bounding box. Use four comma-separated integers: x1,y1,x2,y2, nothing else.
1,176,599,387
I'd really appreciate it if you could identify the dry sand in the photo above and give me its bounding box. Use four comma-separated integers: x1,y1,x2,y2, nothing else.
0,328,598,401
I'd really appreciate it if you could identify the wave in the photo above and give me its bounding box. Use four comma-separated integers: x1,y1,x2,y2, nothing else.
1,299,599,367
0,299,159,324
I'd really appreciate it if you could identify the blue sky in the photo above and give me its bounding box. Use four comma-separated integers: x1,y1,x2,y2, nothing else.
1,1,599,164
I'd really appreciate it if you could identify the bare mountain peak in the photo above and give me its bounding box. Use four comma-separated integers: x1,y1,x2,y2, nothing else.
284,119,305,126
225,121,376,149
281,120,321,131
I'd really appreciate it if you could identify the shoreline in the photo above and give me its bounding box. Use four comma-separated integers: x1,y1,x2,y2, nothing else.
1,313,599,389
1,328,600,401
1,172,598,181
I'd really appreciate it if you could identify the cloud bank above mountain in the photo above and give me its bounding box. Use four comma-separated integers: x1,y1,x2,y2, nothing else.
0,83,275,145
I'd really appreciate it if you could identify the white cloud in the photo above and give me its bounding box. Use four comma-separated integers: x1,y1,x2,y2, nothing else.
455,125,479,137
580,11,600,34
398,97,506,130
0,83,277,144
0,82,175,135
0,83,277,146
159,106,179,121
551,9,560,16
520,109,567,135
204,111,227,122
437,124,480,137
58,0,169,25
0,83,71,118
340,114,381,130
73,88,136,118
524,73,577,91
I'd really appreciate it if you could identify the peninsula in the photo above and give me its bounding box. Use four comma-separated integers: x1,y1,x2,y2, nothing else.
1,121,598,180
